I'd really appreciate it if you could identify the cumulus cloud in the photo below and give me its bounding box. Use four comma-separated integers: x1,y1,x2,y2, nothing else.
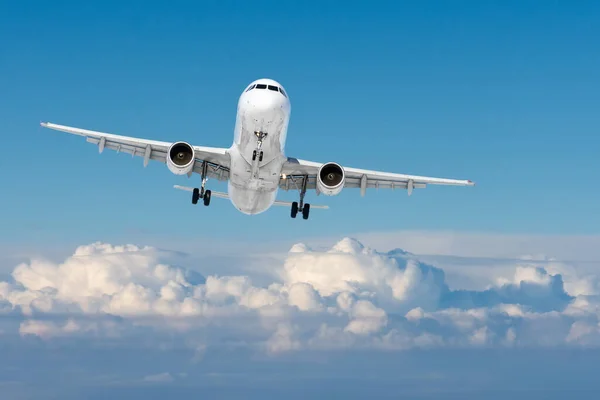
2,238,600,354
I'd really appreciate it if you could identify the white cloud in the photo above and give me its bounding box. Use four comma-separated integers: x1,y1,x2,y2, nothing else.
142,372,174,383
266,323,301,354
287,282,322,311
344,300,388,336
2,238,600,354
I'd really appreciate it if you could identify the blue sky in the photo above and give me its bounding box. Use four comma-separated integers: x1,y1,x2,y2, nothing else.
3,2,600,398
1,0,600,246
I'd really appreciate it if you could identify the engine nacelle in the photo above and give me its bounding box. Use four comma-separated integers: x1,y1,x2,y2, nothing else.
167,141,195,175
317,162,345,196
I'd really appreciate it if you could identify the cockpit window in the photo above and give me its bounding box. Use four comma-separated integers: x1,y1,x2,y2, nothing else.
246,83,287,98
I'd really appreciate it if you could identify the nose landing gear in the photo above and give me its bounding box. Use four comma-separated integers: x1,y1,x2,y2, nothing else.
252,131,267,162
252,150,263,162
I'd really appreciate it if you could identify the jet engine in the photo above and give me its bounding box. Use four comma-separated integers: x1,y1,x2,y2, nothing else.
317,162,345,196
167,141,196,175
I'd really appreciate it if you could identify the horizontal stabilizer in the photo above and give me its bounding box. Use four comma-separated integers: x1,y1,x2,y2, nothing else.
173,185,228,199
273,200,329,209
173,185,196,192
173,185,329,209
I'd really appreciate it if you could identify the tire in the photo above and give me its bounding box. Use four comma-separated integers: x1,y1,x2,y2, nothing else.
302,203,310,220
192,188,200,205
252,150,257,161
291,201,298,218
259,151,263,162
203,190,212,206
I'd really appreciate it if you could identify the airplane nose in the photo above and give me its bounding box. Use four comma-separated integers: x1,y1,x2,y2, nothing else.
247,90,285,112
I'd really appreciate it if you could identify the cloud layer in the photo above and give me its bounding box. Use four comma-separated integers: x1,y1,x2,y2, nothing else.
2,238,600,353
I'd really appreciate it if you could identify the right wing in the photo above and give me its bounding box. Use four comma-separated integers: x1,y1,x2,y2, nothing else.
281,157,474,196
40,122,231,181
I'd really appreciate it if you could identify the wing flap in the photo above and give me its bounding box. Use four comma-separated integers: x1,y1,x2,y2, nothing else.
278,175,426,192
343,177,427,190
86,137,167,162
192,162,230,181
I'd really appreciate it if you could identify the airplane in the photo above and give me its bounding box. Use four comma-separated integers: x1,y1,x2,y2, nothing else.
40,78,474,220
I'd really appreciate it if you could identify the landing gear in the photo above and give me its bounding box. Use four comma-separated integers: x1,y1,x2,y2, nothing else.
252,150,264,161
191,161,211,207
290,175,311,220
203,190,211,206
302,203,310,220
252,131,267,162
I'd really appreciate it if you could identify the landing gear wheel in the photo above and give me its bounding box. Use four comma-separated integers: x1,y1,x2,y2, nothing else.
259,151,263,162
203,190,212,206
291,202,298,218
302,203,310,220
252,150,257,161
192,188,200,205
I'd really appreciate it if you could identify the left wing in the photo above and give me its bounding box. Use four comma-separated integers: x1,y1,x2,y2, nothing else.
40,122,231,180
280,157,474,196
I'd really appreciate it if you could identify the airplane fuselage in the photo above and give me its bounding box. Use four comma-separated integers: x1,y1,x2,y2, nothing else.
227,79,291,214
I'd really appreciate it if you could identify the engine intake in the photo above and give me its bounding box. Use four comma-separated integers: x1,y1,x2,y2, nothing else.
167,142,195,175
317,162,345,196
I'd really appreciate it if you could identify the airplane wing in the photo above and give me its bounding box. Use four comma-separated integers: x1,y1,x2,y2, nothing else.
280,157,474,196
40,122,231,181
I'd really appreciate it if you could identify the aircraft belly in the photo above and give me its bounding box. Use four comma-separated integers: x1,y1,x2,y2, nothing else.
228,182,277,215
228,91,289,215
226,145,281,214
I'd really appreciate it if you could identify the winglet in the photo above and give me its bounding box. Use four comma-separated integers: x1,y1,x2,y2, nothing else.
40,121,49,127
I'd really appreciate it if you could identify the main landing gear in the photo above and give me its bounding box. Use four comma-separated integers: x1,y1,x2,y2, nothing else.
290,175,310,220
191,161,212,207
192,187,211,206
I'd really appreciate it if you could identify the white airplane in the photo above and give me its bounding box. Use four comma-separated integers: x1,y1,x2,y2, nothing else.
40,78,474,220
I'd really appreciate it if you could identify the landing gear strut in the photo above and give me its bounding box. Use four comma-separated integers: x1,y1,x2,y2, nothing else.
252,131,267,162
290,175,310,220
191,161,211,207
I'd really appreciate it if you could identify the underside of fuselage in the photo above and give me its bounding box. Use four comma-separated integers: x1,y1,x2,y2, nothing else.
227,78,291,215
228,181,279,215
